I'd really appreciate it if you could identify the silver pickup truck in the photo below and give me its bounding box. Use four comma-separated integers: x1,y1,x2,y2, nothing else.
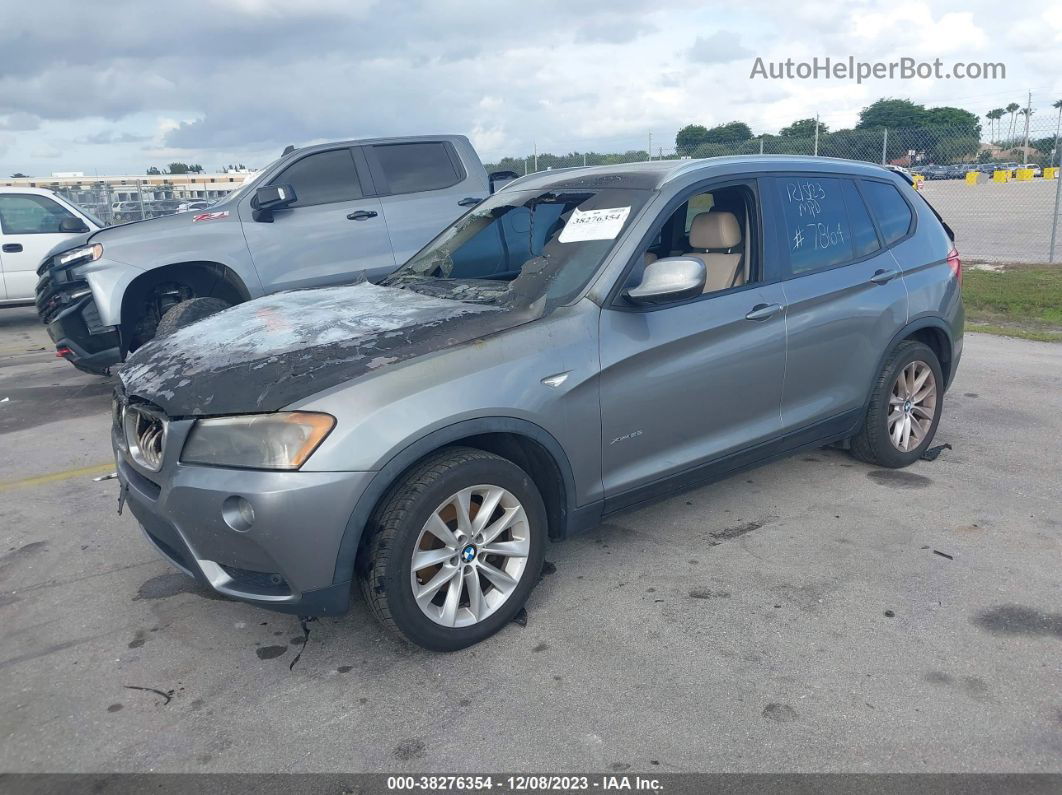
36,135,507,374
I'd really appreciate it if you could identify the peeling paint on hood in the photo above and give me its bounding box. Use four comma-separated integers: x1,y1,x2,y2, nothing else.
119,281,515,416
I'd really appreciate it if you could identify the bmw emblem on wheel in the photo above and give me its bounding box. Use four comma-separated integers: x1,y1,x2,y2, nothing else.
461,544,477,563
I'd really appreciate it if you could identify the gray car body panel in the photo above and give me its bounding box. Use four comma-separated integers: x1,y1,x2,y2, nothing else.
114,155,963,616
43,135,487,329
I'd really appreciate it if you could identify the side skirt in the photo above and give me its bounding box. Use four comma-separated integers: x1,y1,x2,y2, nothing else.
595,409,863,521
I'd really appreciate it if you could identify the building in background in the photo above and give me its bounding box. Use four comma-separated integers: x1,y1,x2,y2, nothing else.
0,171,257,225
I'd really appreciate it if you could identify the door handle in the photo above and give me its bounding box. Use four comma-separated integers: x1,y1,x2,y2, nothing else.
2,243,23,253
745,303,783,321
346,210,378,221
870,268,900,285
458,197,482,207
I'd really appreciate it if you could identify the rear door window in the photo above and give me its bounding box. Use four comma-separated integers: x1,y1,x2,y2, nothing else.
777,177,854,274
371,142,462,194
273,149,362,207
860,180,914,245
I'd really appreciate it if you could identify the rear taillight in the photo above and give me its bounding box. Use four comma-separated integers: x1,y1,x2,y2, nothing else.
947,247,961,286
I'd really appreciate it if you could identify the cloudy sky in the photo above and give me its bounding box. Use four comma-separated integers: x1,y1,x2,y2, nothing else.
1,0,1060,176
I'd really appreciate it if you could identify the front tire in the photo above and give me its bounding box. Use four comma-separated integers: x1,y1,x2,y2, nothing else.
358,447,546,651
154,297,231,338
850,340,944,468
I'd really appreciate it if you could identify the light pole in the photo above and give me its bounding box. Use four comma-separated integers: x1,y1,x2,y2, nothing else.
1053,99,1062,168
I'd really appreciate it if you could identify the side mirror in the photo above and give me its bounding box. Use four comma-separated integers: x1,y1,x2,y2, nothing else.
488,170,519,194
59,217,90,233
255,184,296,211
624,257,706,305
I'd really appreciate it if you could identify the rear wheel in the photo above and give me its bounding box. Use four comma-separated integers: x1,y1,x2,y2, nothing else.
358,447,546,651
850,340,944,468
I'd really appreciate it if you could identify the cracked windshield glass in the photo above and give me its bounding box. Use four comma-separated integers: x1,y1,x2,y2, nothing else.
384,187,650,307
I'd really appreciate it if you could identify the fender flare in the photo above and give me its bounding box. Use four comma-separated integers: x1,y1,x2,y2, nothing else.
864,315,955,410
330,416,578,586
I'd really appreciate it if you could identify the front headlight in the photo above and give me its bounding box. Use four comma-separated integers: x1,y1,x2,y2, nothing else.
58,243,103,268
180,412,335,470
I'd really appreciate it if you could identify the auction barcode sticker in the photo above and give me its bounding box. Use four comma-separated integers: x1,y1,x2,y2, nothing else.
558,206,631,243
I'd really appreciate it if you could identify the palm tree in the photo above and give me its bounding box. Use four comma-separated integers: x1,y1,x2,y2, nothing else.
993,108,1006,142
1006,102,1020,145
986,108,1004,143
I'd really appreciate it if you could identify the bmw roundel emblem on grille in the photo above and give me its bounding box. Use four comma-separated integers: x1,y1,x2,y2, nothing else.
461,544,477,563
124,405,167,471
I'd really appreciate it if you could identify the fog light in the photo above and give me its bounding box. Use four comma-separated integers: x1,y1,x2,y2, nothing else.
222,496,255,532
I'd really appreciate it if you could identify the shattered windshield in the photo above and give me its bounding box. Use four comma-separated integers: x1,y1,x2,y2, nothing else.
383,187,649,307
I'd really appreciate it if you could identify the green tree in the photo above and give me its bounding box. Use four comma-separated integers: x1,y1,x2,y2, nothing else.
146,166,161,175
856,98,927,129
820,128,887,161
676,124,710,151
166,162,203,175
9,172,28,178
1030,137,1056,159
761,133,815,156
925,106,980,137
703,121,753,143
779,118,827,138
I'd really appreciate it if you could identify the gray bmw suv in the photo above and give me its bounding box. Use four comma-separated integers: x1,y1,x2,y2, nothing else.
113,156,963,651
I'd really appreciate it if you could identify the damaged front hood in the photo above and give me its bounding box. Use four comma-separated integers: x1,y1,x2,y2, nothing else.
119,282,522,416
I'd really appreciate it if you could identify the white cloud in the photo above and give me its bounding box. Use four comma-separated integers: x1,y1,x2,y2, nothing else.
0,0,1058,175
687,31,752,64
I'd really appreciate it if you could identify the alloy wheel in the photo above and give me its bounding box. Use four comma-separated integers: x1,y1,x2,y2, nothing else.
887,360,937,452
409,485,531,628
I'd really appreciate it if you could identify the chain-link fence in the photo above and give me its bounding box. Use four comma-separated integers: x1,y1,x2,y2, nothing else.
1,176,246,227
487,120,1062,264
55,179,239,226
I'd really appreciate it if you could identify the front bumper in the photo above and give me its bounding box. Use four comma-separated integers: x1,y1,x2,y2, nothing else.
36,260,121,374
112,418,373,616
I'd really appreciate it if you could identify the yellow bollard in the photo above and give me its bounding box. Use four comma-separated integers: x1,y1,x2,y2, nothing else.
993,170,1009,183
1016,168,1034,181
1044,167,1059,180
965,171,982,185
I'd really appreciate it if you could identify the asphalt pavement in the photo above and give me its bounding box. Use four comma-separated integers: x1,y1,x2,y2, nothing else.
1,305,1059,773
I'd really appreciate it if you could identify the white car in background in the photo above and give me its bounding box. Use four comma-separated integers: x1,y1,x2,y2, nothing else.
177,200,212,213
0,188,101,306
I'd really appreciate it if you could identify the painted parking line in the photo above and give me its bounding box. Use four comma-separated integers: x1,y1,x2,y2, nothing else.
0,462,115,494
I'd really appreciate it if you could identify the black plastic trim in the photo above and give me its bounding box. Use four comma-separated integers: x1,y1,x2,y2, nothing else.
865,316,956,399
602,409,862,516
332,417,579,586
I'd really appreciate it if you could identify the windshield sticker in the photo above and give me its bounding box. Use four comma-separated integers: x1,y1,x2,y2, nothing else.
558,206,631,243
193,211,230,223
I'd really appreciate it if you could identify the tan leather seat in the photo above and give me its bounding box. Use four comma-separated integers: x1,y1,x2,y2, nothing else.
686,211,745,292
643,252,658,266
